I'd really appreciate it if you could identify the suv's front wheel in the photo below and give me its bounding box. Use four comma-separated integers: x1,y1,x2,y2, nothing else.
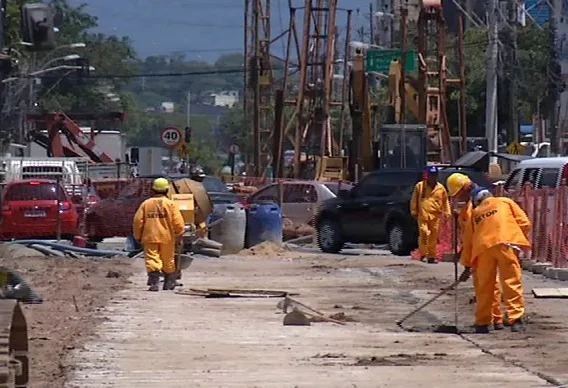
388,222,412,256
317,218,344,253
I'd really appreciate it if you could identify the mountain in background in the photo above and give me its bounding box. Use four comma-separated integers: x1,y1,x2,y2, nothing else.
68,0,373,62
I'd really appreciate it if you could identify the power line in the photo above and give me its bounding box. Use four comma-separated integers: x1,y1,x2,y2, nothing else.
8,38,490,81
144,48,243,55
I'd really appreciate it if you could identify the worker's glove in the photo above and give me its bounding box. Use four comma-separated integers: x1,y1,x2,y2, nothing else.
458,267,471,283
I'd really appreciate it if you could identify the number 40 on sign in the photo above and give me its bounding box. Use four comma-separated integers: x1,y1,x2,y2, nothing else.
160,127,183,148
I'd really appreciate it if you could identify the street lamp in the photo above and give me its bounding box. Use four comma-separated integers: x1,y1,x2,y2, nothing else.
40,54,81,71
2,65,95,83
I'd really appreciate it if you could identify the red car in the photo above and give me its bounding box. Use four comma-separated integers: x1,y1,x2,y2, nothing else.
0,179,80,240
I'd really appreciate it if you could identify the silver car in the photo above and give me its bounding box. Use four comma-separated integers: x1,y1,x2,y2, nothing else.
245,181,352,224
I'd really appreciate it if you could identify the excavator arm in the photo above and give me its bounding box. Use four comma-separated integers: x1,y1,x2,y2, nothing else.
28,112,124,163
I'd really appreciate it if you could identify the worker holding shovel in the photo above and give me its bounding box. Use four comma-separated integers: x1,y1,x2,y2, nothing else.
446,173,504,332
464,186,531,333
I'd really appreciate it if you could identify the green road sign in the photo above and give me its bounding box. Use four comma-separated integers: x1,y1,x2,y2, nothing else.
366,49,417,73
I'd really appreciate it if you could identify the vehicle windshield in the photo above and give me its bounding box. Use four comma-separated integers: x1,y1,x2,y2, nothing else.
323,182,353,195
201,177,228,193
4,182,66,201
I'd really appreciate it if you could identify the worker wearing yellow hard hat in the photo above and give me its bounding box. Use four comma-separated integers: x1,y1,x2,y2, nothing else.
133,177,185,291
457,181,531,334
410,166,451,264
446,173,504,331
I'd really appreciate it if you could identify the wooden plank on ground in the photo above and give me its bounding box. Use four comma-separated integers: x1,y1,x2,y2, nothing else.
532,288,568,298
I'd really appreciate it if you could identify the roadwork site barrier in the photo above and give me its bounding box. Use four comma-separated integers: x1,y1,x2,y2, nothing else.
424,185,568,268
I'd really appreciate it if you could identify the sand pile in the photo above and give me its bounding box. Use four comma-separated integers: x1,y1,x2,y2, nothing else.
240,241,292,256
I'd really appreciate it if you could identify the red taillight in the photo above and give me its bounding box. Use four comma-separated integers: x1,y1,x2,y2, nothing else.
59,201,71,211
28,181,40,185
561,164,568,186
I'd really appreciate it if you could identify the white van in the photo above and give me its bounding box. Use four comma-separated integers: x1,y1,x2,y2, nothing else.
504,157,568,191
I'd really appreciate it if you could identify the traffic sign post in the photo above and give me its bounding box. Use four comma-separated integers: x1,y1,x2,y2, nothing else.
229,144,239,154
160,127,183,148
366,49,417,74
178,142,189,159
228,144,239,177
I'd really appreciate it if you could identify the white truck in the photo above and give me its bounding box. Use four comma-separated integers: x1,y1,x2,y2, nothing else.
0,157,83,184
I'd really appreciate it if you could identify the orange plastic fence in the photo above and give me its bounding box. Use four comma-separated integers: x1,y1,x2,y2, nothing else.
417,185,568,267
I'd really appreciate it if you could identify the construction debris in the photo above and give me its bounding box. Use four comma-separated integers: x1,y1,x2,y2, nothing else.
176,288,295,298
532,288,568,299
278,296,346,326
283,309,311,326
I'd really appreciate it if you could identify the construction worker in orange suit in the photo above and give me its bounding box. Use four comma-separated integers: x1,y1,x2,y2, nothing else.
410,166,451,264
461,186,531,333
133,177,185,292
446,173,504,331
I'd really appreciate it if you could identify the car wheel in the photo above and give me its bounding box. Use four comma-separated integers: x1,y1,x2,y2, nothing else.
388,223,411,256
317,219,344,253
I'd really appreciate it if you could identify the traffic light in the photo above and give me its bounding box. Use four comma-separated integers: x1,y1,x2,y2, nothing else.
184,127,192,143
21,3,56,51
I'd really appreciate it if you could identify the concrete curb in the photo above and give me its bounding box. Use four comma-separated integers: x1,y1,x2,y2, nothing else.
522,258,568,281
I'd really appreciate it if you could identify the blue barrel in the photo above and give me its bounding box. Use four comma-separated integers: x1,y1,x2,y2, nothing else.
246,203,283,248
209,203,246,254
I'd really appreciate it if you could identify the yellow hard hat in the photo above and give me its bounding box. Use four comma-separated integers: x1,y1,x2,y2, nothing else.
152,177,169,192
446,173,470,197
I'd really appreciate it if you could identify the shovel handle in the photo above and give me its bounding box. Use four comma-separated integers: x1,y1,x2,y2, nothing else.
397,281,459,326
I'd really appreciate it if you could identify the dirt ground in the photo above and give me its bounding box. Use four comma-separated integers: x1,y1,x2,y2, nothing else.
65,248,568,387
0,245,134,388
303,255,568,385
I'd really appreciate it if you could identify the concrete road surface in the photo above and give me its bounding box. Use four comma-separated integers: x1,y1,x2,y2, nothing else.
65,251,566,388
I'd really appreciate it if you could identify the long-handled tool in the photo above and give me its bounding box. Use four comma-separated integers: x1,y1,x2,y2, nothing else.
453,213,459,330
396,279,459,326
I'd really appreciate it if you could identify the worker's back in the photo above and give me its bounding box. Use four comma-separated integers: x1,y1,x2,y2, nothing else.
135,196,182,244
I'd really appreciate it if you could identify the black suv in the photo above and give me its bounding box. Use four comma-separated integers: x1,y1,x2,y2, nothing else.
314,167,491,255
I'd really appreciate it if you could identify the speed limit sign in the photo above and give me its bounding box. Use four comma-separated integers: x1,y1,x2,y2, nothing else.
160,127,182,148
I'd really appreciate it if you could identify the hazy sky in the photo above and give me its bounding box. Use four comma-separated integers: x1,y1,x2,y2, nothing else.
70,0,374,61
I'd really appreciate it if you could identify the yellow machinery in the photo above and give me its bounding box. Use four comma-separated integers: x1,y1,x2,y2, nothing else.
169,179,215,277
348,48,375,180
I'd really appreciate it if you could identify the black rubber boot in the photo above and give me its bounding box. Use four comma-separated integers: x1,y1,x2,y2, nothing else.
174,271,183,287
163,274,176,291
510,318,526,332
147,271,160,292
474,325,490,334
493,322,505,331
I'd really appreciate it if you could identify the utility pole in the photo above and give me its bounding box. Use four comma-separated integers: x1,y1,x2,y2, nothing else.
485,0,499,162
252,0,261,175
548,19,561,156
506,0,519,145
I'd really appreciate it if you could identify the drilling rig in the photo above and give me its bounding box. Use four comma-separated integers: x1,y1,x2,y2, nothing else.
349,0,467,177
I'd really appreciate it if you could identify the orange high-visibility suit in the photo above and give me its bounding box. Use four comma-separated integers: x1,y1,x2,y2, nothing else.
410,181,451,258
470,197,531,326
458,201,503,324
133,196,185,274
